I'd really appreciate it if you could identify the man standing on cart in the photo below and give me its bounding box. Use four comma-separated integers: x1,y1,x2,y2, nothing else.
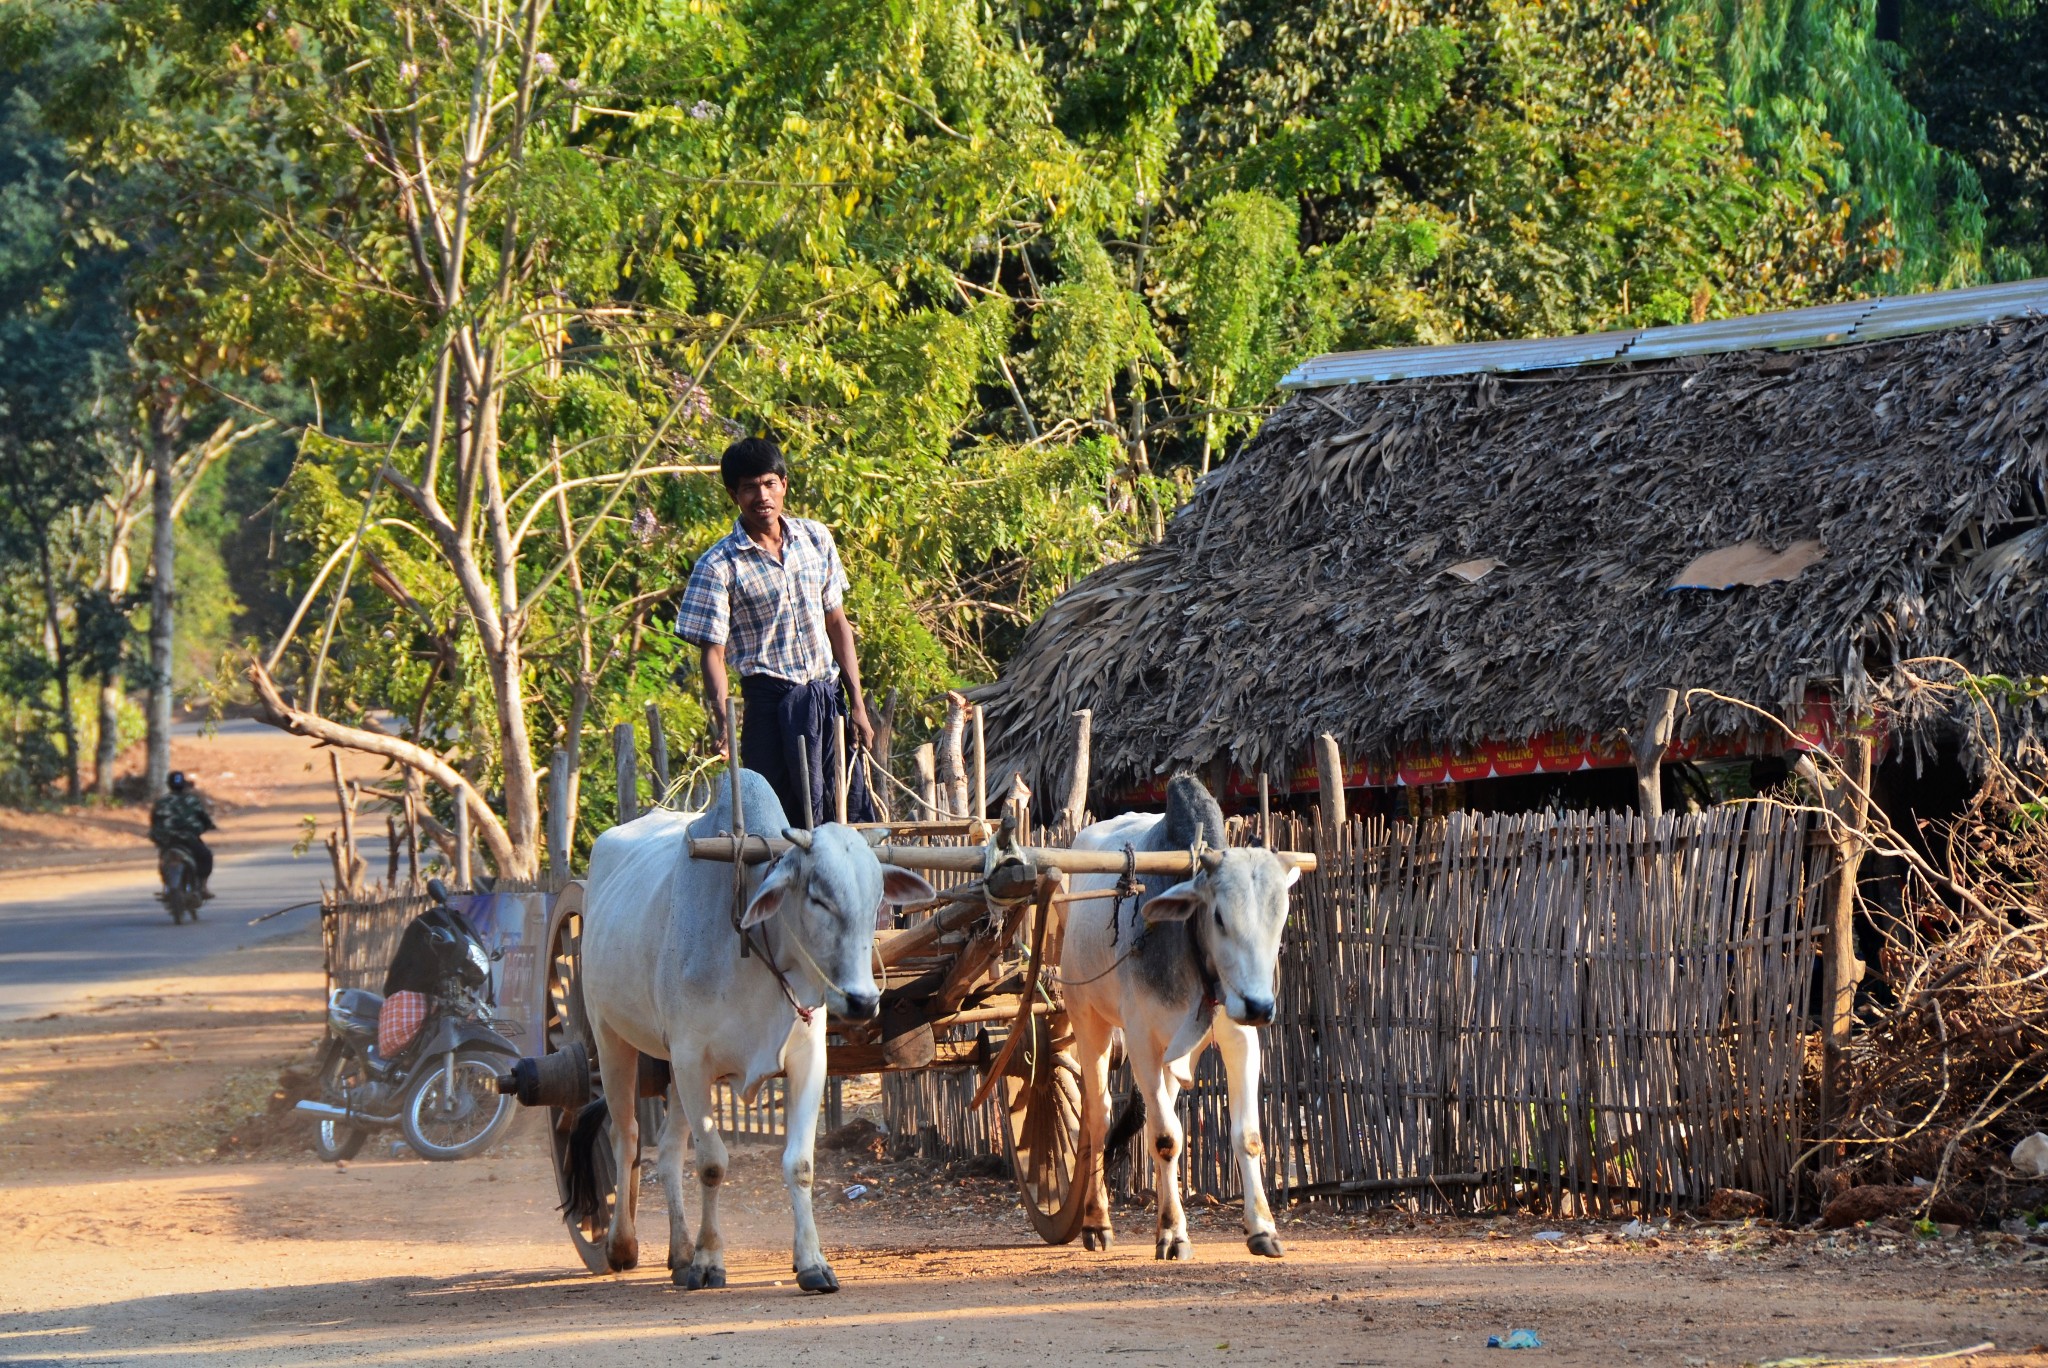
677,435,877,827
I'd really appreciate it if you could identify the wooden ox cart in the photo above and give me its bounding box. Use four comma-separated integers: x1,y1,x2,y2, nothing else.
527,812,1315,1271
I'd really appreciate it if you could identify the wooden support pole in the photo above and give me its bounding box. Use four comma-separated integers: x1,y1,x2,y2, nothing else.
1062,708,1092,834
834,713,849,824
614,722,639,826
1259,771,1272,843
385,812,401,887
1813,736,1874,1135
796,734,816,829
403,790,420,884
972,703,987,821
940,695,970,817
329,753,362,896
1633,687,1681,820
644,702,670,806
727,695,748,956
914,743,939,818
1315,733,1347,831
546,747,571,876
454,792,472,889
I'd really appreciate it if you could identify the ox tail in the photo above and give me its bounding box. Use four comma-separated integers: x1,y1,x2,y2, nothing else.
561,1097,612,1224
1105,1090,1146,1156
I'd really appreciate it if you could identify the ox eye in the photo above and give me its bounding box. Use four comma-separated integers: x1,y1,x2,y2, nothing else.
1213,909,1224,928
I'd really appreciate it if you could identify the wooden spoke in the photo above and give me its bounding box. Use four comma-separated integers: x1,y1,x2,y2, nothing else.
998,1012,1088,1245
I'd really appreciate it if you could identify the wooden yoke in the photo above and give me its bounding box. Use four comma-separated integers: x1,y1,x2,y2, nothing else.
687,835,1318,877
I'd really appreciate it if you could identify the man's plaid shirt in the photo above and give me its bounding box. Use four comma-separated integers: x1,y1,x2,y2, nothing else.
675,516,848,683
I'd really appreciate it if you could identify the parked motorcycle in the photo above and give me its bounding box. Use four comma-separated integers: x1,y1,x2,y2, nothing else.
157,846,203,924
297,879,519,1161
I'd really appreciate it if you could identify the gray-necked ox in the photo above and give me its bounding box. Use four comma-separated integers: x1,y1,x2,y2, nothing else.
564,769,933,1293
1064,773,1299,1260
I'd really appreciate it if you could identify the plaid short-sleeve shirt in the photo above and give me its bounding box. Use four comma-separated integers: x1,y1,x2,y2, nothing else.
675,516,848,684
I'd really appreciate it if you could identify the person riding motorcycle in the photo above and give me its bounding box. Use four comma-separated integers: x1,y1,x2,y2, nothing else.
149,772,215,898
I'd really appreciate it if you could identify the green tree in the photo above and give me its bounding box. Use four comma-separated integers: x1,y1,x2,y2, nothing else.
1896,0,2048,276
1669,0,1991,287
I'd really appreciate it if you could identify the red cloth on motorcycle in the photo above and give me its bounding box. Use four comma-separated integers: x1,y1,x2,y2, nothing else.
377,990,428,1056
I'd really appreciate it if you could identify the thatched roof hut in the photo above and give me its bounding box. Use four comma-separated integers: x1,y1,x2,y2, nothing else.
980,281,2048,805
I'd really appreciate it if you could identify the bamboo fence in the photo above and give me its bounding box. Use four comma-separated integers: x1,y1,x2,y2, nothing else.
886,803,1826,1216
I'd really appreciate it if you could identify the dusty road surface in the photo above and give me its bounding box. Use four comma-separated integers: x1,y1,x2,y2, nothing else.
0,718,394,1020
2,929,2044,1368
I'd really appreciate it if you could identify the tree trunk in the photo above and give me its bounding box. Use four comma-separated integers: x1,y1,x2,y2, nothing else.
95,676,121,798
37,538,80,800
145,401,183,799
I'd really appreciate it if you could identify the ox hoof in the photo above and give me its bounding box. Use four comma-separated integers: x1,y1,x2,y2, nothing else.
677,1265,726,1290
1246,1232,1285,1258
796,1264,840,1294
607,1245,639,1273
1083,1226,1115,1252
1155,1236,1193,1262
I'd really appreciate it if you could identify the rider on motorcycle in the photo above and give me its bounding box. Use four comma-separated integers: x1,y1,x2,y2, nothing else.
149,772,215,898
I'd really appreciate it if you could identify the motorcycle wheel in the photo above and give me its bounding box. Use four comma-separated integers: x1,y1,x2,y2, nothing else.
400,1051,516,1161
163,862,188,925
310,1040,370,1162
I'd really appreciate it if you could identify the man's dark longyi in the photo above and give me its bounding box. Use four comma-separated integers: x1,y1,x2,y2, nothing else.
740,674,875,830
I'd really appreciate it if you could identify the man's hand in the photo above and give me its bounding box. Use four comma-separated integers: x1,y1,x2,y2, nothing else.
847,701,875,754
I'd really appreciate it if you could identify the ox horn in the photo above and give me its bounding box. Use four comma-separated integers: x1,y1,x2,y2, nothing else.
782,827,814,852
1199,849,1223,874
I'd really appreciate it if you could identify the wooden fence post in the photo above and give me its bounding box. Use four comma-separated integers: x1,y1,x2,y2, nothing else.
1816,736,1874,1134
915,743,939,818
1633,687,1681,820
454,792,472,889
614,722,639,825
644,702,670,807
972,703,987,822
1258,771,1271,842
1315,732,1347,831
940,694,970,817
835,713,849,824
1062,708,1092,833
546,747,571,875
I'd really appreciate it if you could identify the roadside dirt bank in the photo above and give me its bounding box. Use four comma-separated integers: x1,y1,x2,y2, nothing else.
1,931,2044,1367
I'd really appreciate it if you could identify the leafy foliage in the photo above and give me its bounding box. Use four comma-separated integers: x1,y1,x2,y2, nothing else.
5,0,2043,857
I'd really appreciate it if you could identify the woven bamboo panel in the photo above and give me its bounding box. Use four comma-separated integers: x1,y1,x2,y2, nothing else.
893,805,1825,1218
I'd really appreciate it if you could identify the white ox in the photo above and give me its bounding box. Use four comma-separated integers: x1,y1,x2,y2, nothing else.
565,770,932,1293
1064,773,1299,1260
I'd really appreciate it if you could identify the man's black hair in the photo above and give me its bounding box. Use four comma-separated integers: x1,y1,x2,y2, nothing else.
721,436,788,490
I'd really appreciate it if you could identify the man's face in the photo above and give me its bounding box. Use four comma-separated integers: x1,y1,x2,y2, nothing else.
728,472,786,529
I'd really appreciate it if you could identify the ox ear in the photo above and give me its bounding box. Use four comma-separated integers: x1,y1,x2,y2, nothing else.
742,855,801,928
880,866,936,907
1282,864,1302,891
1140,879,1203,924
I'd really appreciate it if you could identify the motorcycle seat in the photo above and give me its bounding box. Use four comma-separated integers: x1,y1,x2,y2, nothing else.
328,987,385,1038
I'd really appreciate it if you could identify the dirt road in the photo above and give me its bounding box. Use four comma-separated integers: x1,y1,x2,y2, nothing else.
0,718,394,1020
1,926,2043,1368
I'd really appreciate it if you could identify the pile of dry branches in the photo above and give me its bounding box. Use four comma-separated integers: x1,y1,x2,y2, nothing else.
1820,674,2048,1217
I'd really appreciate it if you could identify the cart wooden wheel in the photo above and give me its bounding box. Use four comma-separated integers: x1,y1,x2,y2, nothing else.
998,1012,1090,1245
542,883,615,1275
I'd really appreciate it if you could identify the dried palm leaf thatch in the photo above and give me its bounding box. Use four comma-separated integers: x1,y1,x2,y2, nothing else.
979,317,2048,799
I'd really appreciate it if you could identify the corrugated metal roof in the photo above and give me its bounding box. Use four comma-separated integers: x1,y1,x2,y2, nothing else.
1279,277,2048,389
1285,330,1640,386
1624,298,1876,361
